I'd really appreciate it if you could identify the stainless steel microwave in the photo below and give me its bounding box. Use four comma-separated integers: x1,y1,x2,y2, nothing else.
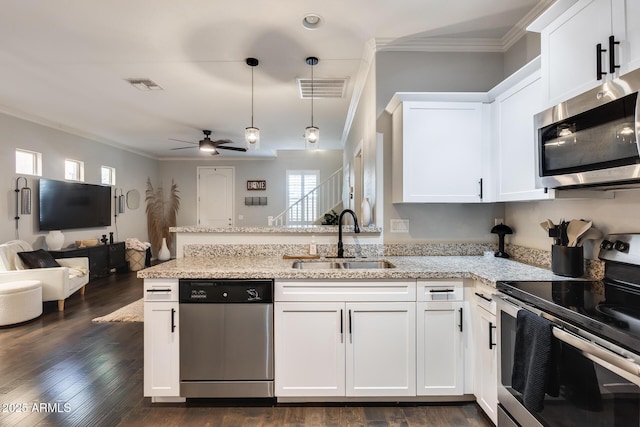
535,68,640,189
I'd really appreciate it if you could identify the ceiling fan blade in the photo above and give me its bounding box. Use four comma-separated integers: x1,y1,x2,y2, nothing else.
217,146,248,152
213,139,234,145
170,146,196,150
169,138,198,145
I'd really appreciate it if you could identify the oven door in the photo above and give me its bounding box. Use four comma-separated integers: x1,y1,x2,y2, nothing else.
497,295,640,427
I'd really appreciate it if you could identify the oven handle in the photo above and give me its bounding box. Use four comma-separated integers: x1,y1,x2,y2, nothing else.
552,327,640,382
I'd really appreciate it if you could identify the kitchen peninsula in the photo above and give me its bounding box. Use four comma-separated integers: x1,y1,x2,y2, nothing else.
139,240,575,426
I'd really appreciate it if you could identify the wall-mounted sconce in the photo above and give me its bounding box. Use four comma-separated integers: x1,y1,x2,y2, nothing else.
115,188,125,215
14,176,31,239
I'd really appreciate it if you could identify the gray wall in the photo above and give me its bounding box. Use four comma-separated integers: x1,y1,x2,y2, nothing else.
504,32,541,77
158,150,343,227
373,51,507,243
1,111,157,248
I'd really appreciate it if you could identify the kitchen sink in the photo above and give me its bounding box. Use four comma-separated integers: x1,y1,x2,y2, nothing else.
342,261,394,269
291,261,343,269
291,260,395,269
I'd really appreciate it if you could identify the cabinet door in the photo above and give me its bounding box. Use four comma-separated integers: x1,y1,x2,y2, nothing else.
494,72,551,202
542,0,612,105
617,0,640,74
475,306,498,425
275,302,345,397
400,102,484,203
143,301,179,397
417,301,464,395
345,302,416,397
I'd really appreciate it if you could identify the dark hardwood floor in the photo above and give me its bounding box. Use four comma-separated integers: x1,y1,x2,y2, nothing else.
0,271,493,427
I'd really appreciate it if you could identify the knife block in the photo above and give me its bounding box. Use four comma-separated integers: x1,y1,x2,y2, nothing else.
551,245,584,277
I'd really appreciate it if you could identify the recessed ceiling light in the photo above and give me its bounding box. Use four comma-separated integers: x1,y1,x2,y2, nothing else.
302,13,322,30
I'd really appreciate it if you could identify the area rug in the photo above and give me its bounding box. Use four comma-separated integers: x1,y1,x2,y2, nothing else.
92,298,143,323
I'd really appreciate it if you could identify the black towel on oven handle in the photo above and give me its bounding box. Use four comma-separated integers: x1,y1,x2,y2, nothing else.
511,309,559,412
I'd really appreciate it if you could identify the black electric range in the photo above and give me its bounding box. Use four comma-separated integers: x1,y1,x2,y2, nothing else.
497,233,640,356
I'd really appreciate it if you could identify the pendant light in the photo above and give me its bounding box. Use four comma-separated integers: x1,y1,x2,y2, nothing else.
305,56,319,146
245,57,260,149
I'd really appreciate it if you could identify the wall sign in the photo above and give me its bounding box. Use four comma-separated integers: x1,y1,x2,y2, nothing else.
247,180,266,190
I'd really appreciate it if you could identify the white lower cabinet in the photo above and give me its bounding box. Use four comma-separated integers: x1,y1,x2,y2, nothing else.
274,280,416,398
275,301,416,397
472,283,498,425
143,279,181,400
346,302,416,396
416,280,466,396
416,299,465,395
275,302,346,396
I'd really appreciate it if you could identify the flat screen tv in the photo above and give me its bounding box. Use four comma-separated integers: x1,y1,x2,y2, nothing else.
39,179,111,231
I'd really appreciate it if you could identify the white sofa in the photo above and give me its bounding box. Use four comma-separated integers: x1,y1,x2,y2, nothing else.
0,240,89,311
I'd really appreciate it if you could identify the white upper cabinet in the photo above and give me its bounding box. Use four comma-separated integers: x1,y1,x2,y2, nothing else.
619,0,640,74
489,58,553,202
535,0,640,106
387,94,489,203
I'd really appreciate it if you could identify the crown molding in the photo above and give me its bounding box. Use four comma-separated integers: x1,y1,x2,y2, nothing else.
376,0,553,53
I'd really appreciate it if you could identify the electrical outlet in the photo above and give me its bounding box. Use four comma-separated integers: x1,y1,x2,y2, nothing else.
390,219,409,233
495,218,503,225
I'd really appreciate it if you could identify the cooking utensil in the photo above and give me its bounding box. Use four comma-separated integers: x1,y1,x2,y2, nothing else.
567,219,592,247
577,227,603,246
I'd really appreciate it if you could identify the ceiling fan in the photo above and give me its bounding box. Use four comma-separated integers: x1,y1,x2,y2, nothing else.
169,130,247,154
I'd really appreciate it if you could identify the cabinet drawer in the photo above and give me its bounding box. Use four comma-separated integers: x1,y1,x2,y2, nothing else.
275,280,416,302
473,283,496,315
144,279,179,302
417,280,463,302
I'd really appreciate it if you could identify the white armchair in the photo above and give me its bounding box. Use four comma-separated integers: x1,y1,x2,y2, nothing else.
0,240,89,311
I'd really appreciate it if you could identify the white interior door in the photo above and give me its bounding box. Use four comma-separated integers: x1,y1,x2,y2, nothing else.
197,167,234,227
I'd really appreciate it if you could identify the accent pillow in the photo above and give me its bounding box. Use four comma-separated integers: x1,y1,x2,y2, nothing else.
17,249,61,269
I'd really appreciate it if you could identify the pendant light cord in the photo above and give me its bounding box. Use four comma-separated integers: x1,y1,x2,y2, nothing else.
251,65,255,127
310,60,314,127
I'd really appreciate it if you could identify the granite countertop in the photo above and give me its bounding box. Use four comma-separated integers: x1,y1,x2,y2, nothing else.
170,225,382,234
137,255,574,287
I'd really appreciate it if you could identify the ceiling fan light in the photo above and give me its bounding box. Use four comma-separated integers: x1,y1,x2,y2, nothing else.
199,139,216,152
305,126,319,144
245,126,260,147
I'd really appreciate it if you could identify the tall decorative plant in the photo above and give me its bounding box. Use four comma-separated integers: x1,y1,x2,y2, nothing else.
145,178,180,256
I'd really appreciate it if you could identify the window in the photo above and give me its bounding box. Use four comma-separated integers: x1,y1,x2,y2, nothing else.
101,165,116,185
65,159,84,181
286,170,319,225
15,149,42,176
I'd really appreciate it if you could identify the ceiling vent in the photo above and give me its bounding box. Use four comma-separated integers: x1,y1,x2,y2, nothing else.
297,77,347,99
126,78,163,91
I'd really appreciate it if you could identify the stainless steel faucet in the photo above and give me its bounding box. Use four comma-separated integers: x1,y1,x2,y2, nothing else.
337,209,360,258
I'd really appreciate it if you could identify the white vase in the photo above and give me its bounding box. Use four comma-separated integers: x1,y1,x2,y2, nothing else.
45,230,64,250
157,237,170,261
361,197,372,227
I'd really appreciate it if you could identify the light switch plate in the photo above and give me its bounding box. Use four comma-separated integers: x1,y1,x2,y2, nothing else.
390,219,409,233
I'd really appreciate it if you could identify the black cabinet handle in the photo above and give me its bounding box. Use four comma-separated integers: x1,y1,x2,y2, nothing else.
171,308,176,333
489,322,496,349
348,309,353,343
474,292,492,302
459,307,463,333
430,289,454,293
146,288,172,293
340,309,344,343
596,43,607,80
609,35,620,74
478,178,483,200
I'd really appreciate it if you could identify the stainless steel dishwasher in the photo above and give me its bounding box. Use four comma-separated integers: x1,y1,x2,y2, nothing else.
179,279,274,398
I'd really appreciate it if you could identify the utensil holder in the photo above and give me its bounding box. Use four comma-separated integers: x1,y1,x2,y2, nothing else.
551,245,584,277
